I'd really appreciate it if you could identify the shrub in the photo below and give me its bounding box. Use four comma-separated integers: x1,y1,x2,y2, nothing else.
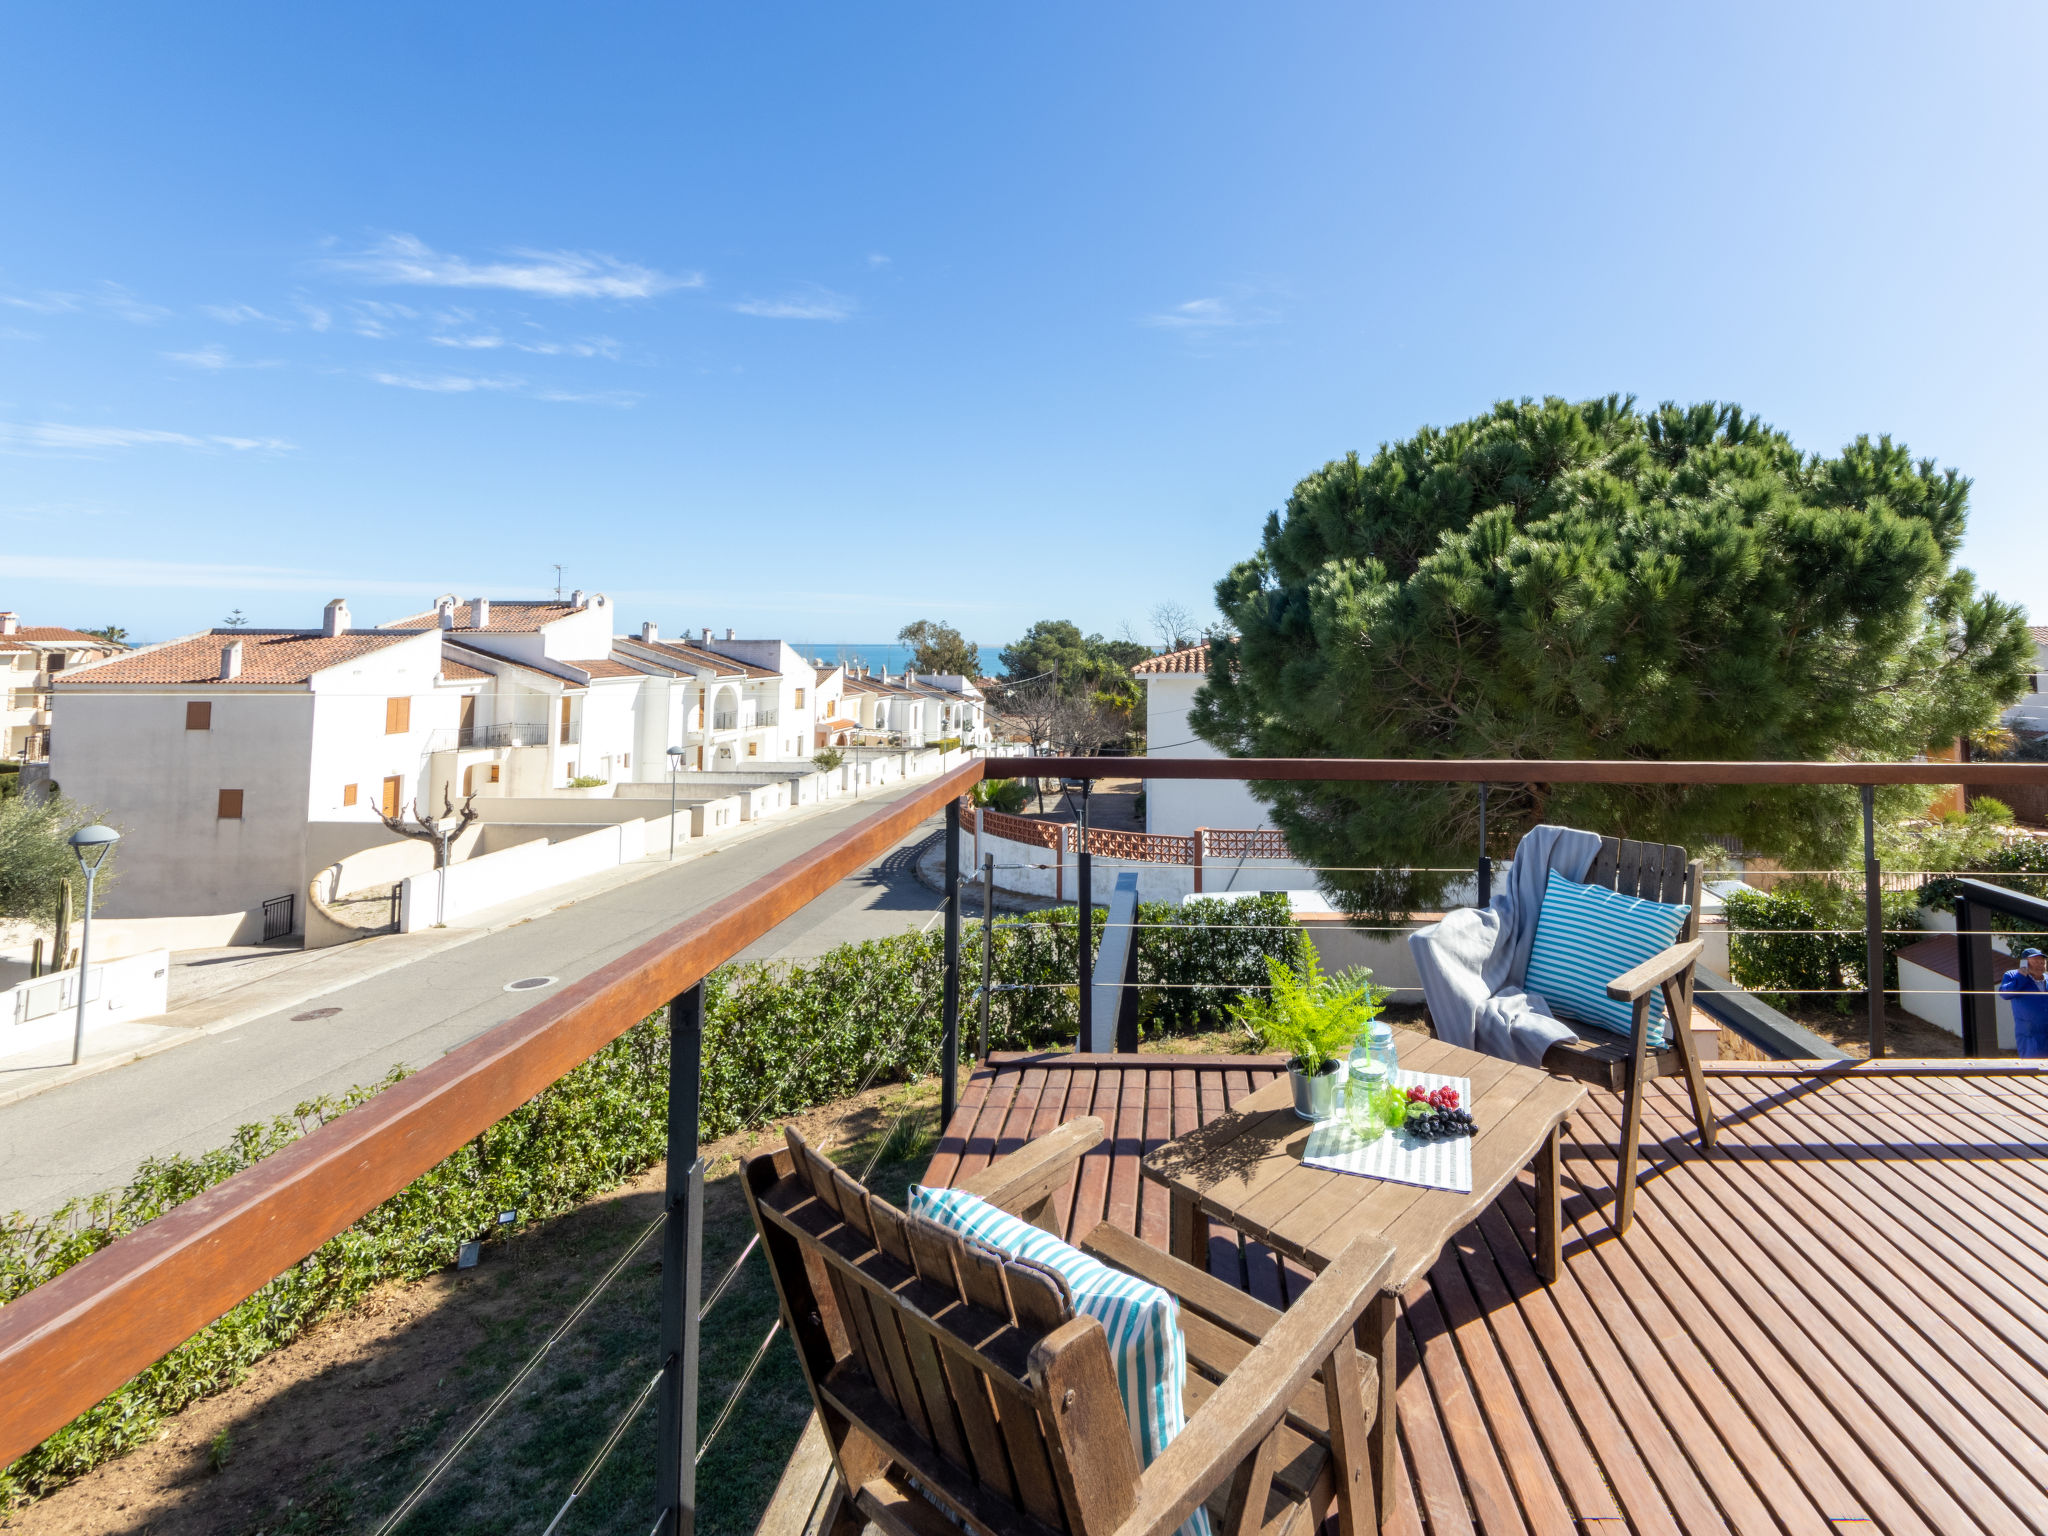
1723,879,1922,1011
811,747,845,771
970,777,1029,815
0,897,1302,1507
565,775,606,789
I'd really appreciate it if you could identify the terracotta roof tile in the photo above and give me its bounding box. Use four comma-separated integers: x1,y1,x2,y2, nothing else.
438,658,494,683
0,626,121,646
386,600,580,633
57,629,426,686
625,639,776,679
1131,643,1209,676
568,658,649,680
2029,624,2048,644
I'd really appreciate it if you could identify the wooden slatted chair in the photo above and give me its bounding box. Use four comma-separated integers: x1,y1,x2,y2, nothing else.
1535,836,1714,1231
743,1118,1395,1536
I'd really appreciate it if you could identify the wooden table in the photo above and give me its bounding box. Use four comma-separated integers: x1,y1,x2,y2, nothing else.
1140,1034,1584,1525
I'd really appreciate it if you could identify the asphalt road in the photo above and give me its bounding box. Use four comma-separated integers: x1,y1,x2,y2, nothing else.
0,782,951,1220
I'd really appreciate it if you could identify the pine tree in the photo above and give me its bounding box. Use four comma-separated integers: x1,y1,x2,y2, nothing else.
1191,396,2035,916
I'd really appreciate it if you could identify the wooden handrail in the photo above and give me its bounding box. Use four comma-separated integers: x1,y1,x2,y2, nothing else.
989,757,2048,786
0,760,990,1469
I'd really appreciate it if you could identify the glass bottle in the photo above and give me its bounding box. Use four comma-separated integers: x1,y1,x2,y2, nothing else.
1350,1021,1397,1091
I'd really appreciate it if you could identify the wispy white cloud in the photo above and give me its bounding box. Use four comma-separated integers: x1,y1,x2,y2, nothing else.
369,370,638,407
867,253,891,268
1,554,459,597
328,234,701,300
297,300,333,332
202,303,287,326
2,283,169,325
730,286,855,321
425,331,619,358
93,282,171,326
0,421,295,454
371,371,524,394
164,344,282,371
1141,295,1278,331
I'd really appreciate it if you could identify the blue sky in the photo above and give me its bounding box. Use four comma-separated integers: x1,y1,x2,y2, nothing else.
3,2,2043,648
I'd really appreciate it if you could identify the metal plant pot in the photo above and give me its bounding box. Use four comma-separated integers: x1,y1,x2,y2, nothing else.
1289,1062,1343,1122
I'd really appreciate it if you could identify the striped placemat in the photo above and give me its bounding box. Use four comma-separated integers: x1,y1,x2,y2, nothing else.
1301,1069,1473,1194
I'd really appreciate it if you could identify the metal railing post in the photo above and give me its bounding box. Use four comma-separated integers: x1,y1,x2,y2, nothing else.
1476,784,1492,907
1860,785,1886,1059
656,982,704,1536
1076,782,1093,1047
942,800,962,1131
979,853,994,1060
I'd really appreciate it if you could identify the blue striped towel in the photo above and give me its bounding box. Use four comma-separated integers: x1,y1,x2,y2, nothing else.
907,1184,1210,1536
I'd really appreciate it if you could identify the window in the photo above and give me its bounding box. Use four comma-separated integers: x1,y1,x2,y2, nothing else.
490,764,501,783
794,688,806,708
747,741,758,757
385,697,411,734
621,753,630,768
186,701,212,731
218,789,244,819
559,697,573,744
342,783,358,807
382,776,402,817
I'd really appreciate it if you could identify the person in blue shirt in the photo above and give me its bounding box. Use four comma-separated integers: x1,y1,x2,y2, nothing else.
2000,948,2048,1058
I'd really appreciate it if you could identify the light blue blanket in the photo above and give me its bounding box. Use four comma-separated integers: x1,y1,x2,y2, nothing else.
1407,824,1604,1066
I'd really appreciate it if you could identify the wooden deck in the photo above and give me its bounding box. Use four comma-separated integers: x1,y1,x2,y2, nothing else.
920,1050,2048,1536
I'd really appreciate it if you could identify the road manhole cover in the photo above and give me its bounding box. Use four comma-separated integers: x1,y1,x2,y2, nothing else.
291,1007,343,1021
504,976,559,992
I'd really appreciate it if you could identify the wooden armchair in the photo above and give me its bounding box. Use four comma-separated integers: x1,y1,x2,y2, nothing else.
1535,836,1716,1230
743,1118,1395,1536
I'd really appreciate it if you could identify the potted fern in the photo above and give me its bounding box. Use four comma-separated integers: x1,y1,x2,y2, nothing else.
1228,948,1382,1121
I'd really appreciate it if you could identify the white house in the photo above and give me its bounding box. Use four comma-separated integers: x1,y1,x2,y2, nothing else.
1131,644,1270,836
50,600,474,928
835,669,989,748
2006,625,2048,735
1,613,126,761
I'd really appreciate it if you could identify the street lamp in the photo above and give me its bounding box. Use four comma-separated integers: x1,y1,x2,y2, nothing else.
666,745,685,858
66,824,119,1066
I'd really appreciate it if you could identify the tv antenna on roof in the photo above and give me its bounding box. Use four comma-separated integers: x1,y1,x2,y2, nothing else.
552,563,565,599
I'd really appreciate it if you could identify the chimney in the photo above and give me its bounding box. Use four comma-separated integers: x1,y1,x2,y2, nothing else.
570,588,586,608
220,640,243,680
322,597,350,637
725,627,735,641
436,595,456,630
473,597,491,628
0,612,16,637
641,621,659,643
701,627,713,646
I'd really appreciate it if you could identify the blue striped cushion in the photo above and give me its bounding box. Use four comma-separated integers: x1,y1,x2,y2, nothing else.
1523,871,1690,1047
907,1184,1210,1536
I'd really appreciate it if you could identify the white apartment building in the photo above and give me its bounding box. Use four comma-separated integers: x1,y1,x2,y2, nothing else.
838,669,989,747
1131,644,1270,836
48,591,986,932
1,613,126,760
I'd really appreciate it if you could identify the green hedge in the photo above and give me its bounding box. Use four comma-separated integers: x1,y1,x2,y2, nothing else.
1722,879,1922,1010
1,896,1300,1507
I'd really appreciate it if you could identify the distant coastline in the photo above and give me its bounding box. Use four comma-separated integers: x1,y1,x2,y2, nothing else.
790,642,1007,678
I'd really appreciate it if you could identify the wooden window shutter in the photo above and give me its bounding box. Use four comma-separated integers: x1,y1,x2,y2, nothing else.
382,776,402,817
459,694,476,729
488,764,501,784
559,697,572,743
342,783,358,807
795,688,805,708
217,789,244,819
386,697,411,734
186,701,212,731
